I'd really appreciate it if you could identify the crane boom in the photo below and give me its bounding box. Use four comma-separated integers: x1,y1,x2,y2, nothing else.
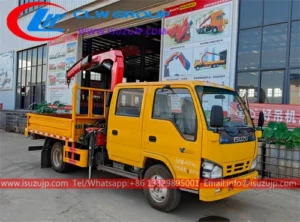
163,52,191,77
66,50,124,91
201,51,220,64
199,15,211,27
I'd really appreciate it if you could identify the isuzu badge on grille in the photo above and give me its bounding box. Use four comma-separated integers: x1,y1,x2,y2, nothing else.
233,136,248,143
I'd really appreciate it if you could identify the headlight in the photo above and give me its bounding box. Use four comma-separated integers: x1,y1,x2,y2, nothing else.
211,165,222,178
250,156,258,170
202,159,223,178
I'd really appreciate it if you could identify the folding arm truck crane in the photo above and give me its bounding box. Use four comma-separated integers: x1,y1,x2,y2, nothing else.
26,49,264,212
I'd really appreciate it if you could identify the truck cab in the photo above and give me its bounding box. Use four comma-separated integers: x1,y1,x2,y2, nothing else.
105,81,261,208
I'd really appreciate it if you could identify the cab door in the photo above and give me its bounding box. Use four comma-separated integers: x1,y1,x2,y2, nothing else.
107,87,146,166
144,85,202,181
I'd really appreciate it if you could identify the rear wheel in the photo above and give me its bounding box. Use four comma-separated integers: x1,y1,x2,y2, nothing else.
143,164,181,212
50,142,71,173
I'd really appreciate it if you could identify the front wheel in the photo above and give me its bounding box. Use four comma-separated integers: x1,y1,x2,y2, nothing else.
212,27,218,33
143,164,181,212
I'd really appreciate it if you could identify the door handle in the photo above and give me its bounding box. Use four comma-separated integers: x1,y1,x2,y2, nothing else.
112,130,118,135
149,136,156,142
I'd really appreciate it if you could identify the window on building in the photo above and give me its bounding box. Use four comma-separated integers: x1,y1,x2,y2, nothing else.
248,89,255,97
267,88,273,97
238,0,300,105
16,45,47,109
261,24,287,69
289,69,300,104
261,70,284,104
237,72,259,103
115,89,144,117
274,88,282,97
264,0,291,25
152,88,196,141
239,0,263,29
290,21,300,67
292,0,300,21
237,28,262,71
91,72,101,81
19,0,49,16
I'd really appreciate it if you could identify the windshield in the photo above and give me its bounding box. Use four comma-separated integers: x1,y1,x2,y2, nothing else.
196,86,253,128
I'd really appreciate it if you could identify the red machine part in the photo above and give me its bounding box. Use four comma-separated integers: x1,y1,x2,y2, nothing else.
96,133,106,146
166,17,191,43
164,52,190,77
199,15,211,28
200,51,219,64
66,50,124,91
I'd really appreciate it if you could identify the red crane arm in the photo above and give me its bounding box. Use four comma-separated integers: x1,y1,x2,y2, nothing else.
201,51,219,63
164,52,180,65
66,50,124,91
200,15,211,27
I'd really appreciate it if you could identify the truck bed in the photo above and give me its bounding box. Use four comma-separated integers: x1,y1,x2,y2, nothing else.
26,113,105,142
26,113,74,141
25,84,109,143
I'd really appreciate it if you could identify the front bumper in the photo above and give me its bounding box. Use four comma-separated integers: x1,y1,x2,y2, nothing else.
199,170,258,202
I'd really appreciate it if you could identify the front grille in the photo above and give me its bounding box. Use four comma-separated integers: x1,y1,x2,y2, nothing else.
225,160,251,175
224,169,255,179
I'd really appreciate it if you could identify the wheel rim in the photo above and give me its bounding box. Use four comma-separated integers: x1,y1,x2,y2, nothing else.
53,148,62,167
149,175,168,203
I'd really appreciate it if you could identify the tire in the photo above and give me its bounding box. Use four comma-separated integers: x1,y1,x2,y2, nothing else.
143,164,181,212
197,28,204,34
50,142,71,173
212,27,218,33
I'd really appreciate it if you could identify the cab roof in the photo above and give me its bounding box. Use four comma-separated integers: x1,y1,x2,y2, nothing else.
116,80,234,91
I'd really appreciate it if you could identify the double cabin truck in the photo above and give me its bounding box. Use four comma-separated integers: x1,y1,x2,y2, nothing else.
25,50,265,212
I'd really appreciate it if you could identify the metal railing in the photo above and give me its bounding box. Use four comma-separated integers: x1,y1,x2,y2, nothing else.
72,83,110,120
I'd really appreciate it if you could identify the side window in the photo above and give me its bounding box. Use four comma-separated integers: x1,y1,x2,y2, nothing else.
115,88,144,117
152,88,197,141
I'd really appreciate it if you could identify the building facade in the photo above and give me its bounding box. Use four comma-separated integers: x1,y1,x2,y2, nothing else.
236,0,300,105
0,0,299,127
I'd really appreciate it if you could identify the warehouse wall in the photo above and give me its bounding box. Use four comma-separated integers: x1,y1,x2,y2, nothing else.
0,0,117,110
0,0,99,53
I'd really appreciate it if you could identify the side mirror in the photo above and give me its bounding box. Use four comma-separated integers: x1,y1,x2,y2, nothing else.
210,105,224,128
258,111,264,128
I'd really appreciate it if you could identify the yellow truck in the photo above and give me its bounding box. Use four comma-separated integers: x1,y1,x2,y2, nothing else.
25,50,264,212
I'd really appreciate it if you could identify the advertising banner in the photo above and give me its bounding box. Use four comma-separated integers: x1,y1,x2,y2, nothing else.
46,34,78,110
161,0,233,86
0,51,14,90
230,103,300,129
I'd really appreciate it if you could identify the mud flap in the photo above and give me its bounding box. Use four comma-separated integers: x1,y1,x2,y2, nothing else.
41,138,52,168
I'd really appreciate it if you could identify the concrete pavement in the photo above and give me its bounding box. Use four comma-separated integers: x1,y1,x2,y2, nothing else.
0,130,299,222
